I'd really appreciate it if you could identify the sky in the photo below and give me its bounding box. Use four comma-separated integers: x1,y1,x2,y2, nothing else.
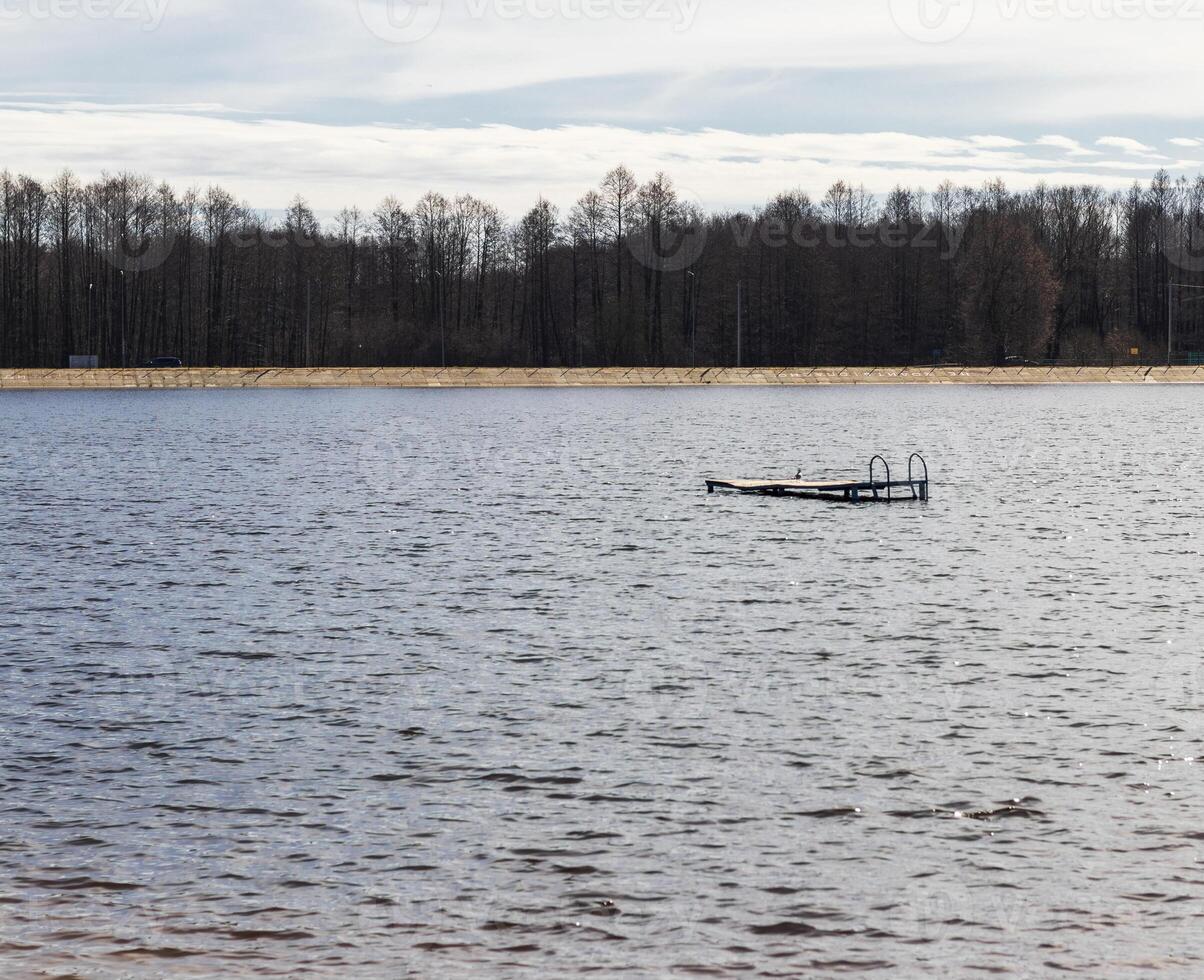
2,0,1203,216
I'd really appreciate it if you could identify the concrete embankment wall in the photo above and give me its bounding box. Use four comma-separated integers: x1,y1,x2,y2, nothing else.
3,366,1204,389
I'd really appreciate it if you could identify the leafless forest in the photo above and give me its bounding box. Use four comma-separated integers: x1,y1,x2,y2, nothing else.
2,166,1203,368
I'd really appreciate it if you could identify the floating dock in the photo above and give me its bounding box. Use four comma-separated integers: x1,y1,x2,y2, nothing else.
707,455,929,503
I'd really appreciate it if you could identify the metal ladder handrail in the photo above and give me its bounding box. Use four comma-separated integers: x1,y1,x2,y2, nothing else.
908,452,929,500
869,455,891,501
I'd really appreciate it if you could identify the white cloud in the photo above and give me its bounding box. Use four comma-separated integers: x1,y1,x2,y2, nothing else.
1036,135,1096,156
4,0,1204,128
968,136,1027,149
1096,136,1160,156
342,1,1204,122
0,108,1189,216
0,100,246,114
4,1,1204,201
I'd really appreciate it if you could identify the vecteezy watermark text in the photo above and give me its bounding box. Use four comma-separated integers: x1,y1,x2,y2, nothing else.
730,214,967,258
475,0,700,27
891,0,1201,43
0,0,169,30
624,214,967,274
357,0,699,44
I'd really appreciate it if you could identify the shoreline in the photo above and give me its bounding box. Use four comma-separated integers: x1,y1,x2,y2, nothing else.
2,366,1203,389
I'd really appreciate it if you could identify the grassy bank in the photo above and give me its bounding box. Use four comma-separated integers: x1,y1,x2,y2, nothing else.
2,366,1204,389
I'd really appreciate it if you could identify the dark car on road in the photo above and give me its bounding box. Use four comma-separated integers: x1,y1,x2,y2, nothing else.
143,357,184,368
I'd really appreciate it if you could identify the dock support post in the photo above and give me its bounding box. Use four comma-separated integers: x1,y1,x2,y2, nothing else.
707,482,714,494
850,488,860,503
920,482,928,502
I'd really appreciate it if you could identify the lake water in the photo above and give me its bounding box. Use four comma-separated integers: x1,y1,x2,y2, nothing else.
2,385,1204,978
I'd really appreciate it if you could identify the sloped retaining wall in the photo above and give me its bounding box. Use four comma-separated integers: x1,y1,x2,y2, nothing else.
2,366,1204,388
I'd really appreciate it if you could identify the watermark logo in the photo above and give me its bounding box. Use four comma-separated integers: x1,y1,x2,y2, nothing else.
357,0,444,44
355,419,415,496
626,186,708,274
102,226,179,273
628,220,708,273
95,200,178,274
1163,217,1204,274
889,0,976,42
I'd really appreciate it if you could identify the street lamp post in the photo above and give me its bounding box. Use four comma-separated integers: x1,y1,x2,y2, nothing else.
434,270,446,368
687,271,698,368
119,270,127,369
736,280,742,369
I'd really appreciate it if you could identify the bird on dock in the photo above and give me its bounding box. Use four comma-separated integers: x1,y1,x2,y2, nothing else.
795,468,802,480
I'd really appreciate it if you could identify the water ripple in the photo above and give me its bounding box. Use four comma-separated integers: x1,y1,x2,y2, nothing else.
2,386,1204,976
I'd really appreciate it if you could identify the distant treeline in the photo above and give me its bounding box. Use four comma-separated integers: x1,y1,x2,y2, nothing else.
2,166,1203,368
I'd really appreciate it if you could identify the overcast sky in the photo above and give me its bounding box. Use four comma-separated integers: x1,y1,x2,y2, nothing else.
3,0,1202,215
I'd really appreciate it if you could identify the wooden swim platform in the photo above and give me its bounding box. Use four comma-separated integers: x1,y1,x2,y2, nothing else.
706,454,929,503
